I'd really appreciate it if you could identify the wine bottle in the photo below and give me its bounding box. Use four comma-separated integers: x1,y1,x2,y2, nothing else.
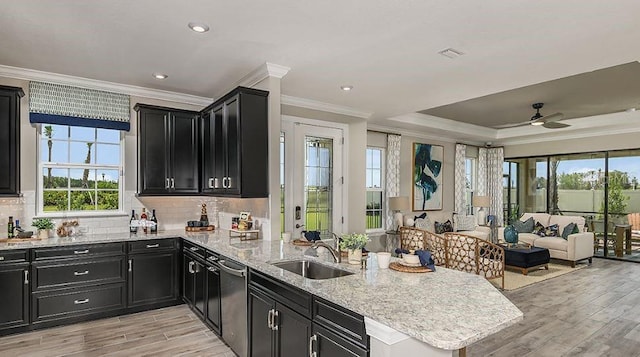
150,209,158,233
130,210,138,234
7,216,14,238
141,208,148,234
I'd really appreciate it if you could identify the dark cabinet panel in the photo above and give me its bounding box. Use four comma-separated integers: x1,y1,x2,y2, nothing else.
205,263,221,334
32,283,126,324
249,288,275,357
32,243,124,261
275,303,312,357
128,251,178,307
0,263,29,331
135,104,199,195
0,86,24,196
201,87,268,197
182,252,206,319
312,323,368,357
33,256,126,291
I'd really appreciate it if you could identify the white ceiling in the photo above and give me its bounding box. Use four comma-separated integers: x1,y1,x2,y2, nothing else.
2,0,640,137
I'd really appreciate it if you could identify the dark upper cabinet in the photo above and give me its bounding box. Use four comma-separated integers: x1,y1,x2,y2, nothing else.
0,86,24,196
201,87,269,197
135,104,199,195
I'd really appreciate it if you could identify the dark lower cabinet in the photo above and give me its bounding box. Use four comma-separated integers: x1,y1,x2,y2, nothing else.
0,261,29,331
182,252,206,318
312,323,368,357
128,250,178,307
204,260,221,334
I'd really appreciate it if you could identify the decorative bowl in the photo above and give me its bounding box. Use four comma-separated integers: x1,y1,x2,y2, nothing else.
403,254,420,265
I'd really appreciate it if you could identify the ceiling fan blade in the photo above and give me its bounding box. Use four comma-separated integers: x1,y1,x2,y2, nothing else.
542,121,570,129
541,112,564,123
493,121,531,129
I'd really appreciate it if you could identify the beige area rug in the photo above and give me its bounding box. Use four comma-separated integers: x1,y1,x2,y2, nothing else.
490,262,586,291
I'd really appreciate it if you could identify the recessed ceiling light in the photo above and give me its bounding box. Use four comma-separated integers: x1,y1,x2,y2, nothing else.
152,73,168,80
340,85,353,91
626,107,637,113
438,48,464,59
188,22,210,33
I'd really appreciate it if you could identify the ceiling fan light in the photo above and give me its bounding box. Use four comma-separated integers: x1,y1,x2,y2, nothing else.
531,121,544,126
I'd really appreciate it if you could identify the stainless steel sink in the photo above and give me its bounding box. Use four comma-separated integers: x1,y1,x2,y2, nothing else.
272,260,354,280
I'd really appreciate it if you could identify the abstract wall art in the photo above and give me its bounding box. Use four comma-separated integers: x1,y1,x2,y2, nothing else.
412,143,443,211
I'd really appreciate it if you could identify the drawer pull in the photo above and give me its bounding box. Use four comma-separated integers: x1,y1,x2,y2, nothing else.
24,270,29,284
189,247,199,252
74,249,90,254
207,256,218,262
74,270,89,276
0,256,4,261
146,244,160,248
207,266,218,272
74,298,89,305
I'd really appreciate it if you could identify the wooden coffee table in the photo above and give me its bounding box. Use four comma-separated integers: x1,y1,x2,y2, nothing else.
501,243,550,275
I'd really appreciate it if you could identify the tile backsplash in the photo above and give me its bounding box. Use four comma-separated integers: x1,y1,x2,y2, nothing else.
0,191,271,239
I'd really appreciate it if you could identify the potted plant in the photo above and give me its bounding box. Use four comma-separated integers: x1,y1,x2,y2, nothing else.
32,218,54,239
339,233,370,265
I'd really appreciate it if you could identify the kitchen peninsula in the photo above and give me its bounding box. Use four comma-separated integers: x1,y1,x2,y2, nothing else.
0,230,522,356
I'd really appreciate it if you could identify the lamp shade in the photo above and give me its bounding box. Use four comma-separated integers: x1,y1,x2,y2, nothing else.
389,196,410,211
472,195,490,208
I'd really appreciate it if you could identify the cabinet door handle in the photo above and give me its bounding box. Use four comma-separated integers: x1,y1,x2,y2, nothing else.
267,309,273,329
272,310,279,331
226,177,232,188
74,270,89,276
146,244,160,248
128,259,132,272
0,256,4,261
207,266,218,272
166,178,170,189
74,298,89,305
24,270,29,284
188,261,195,274
171,178,175,188
74,249,89,254
208,178,214,189
308,334,317,357
221,177,228,188
214,177,220,188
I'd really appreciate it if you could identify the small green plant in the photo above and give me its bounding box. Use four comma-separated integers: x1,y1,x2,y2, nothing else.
32,218,54,230
339,233,370,250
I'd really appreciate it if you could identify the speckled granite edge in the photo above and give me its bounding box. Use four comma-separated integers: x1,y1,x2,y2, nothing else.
0,230,523,350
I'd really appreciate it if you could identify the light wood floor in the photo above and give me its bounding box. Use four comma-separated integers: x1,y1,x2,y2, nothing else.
469,258,640,356
0,305,235,357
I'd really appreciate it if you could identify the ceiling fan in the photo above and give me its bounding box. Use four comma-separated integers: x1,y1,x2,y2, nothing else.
495,103,568,129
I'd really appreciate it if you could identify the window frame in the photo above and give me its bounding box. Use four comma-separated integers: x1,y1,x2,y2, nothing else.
365,146,386,233
36,124,126,217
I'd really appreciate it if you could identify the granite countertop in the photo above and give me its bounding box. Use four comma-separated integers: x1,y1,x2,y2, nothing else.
0,230,523,350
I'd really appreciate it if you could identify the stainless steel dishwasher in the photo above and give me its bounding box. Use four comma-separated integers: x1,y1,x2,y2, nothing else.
215,257,247,357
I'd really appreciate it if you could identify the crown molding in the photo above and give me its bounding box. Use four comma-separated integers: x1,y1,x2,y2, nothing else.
281,95,373,119
233,62,291,89
366,123,458,143
0,64,213,107
387,113,497,139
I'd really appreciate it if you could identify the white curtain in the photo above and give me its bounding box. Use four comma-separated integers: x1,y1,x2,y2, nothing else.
454,144,467,215
478,147,504,226
385,134,401,229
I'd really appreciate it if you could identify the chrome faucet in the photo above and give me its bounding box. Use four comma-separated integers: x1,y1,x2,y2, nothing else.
311,238,341,263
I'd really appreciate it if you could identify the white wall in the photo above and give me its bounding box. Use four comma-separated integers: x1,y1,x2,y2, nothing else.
504,131,640,158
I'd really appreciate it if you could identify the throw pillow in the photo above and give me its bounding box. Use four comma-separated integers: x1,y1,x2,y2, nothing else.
533,222,546,237
513,217,535,233
456,215,476,231
415,217,432,230
434,220,454,234
561,223,577,240
544,224,559,237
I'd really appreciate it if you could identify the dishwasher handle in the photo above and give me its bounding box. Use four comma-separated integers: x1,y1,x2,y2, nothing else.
216,260,246,277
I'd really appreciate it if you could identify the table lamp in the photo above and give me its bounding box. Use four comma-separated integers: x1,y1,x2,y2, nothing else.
389,196,410,232
472,195,490,225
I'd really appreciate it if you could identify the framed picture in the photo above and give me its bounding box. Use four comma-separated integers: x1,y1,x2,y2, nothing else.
239,211,251,221
412,142,443,211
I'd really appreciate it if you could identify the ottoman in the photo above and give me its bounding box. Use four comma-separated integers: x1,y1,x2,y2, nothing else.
502,244,550,275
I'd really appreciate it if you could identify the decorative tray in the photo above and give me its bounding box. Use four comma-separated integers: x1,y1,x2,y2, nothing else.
292,239,313,246
0,237,41,243
185,225,215,232
389,262,432,273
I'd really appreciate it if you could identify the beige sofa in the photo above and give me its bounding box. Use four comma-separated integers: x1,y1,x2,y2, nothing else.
500,213,594,267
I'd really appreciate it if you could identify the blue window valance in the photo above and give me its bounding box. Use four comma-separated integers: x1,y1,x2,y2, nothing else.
29,81,131,131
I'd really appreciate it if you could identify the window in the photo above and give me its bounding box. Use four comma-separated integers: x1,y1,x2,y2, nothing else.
465,158,476,215
38,124,123,215
366,147,385,231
